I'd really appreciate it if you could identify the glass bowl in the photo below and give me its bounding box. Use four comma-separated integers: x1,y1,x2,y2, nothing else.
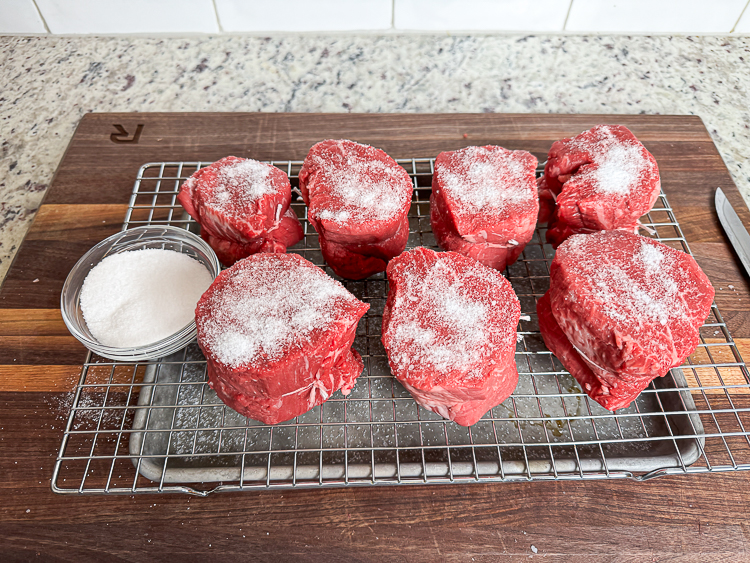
61,226,221,362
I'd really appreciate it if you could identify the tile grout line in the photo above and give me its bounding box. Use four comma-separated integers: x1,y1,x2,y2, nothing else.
563,0,574,31
212,0,224,33
9,30,750,39
730,0,750,32
391,0,395,29
31,0,51,34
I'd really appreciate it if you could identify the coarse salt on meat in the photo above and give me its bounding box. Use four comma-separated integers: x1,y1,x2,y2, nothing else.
562,232,684,329
593,143,647,196
207,159,276,211
298,139,413,279
430,145,539,272
178,156,303,266
200,256,356,369
314,162,405,223
439,146,536,218
597,245,678,326
538,125,660,248
388,275,489,376
304,142,411,225
538,230,714,411
382,247,521,426
195,253,370,424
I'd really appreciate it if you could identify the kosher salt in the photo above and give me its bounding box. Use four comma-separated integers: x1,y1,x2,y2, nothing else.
80,248,213,347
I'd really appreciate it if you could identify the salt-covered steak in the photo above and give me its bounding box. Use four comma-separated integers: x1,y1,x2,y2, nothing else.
538,125,660,248
195,253,369,425
178,156,303,265
202,207,303,266
317,216,410,280
382,247,521,426
430,145,538,271
298,139,413,279
537,230,714,411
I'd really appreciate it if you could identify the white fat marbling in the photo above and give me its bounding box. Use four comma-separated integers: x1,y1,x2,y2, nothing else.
1,34,749,282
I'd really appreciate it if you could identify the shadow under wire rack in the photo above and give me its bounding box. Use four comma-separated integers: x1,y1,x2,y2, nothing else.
52,158,750,496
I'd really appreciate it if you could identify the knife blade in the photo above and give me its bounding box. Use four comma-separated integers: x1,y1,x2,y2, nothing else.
715,187,750,277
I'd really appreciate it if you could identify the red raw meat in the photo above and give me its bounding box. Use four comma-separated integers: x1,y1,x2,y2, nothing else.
195,253,369,425
538,125,660,248
178,156,303,265
431,195,523,271
537,230,714,411
210,345,363,426
430,145,539,271
382,247,521,426
299,139,413,279
201,207,303,266
318,216,410,280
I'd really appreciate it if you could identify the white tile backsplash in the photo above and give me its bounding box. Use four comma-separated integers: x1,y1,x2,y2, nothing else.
734,4,750,32
34,0,219,34
0,0,47,33
394,0,571,31
13,0,750,35
214,0,392,32
566,0,748,33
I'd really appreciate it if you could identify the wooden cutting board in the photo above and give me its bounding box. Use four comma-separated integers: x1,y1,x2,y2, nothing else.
3,113,750,560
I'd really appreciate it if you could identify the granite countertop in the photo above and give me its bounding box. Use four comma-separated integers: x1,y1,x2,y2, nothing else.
1,34,749,282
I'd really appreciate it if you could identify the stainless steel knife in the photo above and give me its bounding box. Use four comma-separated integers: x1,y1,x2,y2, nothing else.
716,187,750,277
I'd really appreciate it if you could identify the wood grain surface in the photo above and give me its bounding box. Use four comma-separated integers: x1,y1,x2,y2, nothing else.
2,113,750,562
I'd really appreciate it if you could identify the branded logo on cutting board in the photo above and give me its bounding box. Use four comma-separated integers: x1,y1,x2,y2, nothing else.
111,124,144,144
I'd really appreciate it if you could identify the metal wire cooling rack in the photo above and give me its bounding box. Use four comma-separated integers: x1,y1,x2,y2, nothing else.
52,158,750,496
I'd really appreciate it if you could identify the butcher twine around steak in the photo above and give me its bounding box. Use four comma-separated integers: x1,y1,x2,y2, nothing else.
382,247,522,427
298,139,413,280
195,253,369,425
538,125,661,248
430,145,539,272
537,230,714,411
178,156,303,266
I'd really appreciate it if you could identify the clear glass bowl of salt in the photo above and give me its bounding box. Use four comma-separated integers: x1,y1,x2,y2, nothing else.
61,226,221,362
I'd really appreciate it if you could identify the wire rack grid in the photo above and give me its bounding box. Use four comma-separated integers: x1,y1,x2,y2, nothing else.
52,158,750,496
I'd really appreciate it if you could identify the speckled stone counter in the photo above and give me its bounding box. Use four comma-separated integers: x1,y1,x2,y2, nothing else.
1,34,749,282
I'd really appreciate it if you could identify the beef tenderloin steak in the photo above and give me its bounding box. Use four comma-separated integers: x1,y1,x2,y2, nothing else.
178,156,303,265
537,230,714,411
202,207,303,266
317,216,410,280
538,125,660,248
195,253,369,425
430,145,539,271
382,247,522,426
299,139,413,279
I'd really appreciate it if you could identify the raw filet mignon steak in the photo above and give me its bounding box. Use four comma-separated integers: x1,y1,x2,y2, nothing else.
195,253,370,425
537,230,714,411
382,247,521,426
298,139,413,279
178,156,303,265
538,125,660,248
201,207,303,266
430,145,539,271
317,216,410,280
